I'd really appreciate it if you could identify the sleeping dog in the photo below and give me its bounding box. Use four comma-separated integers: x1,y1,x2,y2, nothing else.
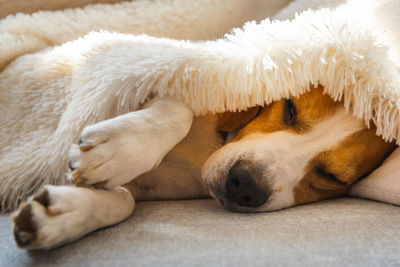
12,86,396,249
5,0,396,250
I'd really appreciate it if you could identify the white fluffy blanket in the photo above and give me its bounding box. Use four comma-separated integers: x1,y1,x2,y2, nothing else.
1,0,399,212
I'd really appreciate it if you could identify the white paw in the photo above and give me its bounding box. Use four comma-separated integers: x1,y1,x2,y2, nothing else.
68,97,194,189
12,185,135,250
12,186,95,250
68,118,163,189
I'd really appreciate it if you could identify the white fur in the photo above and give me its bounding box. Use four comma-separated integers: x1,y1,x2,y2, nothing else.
8,0,400,248
11,96,196,250
0,0,290,212
2,0,400,211
0,0,290,71
12,185,134,250
68,97,193,188
202,109,365,211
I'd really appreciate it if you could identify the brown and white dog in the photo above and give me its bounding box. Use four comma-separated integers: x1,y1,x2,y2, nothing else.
6,0,396,250
12,85,396,249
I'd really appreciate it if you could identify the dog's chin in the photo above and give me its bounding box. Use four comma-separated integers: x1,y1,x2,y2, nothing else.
215,198,269,213
216,198,250,213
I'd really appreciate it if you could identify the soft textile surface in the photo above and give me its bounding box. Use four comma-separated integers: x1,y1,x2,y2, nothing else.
349,148,400,204
1,198,400,266
0,0,290,211
1,0,400,211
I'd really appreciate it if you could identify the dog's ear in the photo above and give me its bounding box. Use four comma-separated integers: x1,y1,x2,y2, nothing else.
217,106,261,132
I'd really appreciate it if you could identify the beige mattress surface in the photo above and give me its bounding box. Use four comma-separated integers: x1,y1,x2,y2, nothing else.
1,198,400,266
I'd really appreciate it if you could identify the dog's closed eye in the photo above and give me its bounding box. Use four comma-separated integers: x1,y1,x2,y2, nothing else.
283,99,297,126
315,166,347,186
307,165,349,193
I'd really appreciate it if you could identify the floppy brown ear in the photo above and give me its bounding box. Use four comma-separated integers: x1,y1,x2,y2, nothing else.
217,106,261,132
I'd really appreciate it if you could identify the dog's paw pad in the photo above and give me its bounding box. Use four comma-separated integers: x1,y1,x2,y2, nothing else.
12,204,37,248
12,187,63,249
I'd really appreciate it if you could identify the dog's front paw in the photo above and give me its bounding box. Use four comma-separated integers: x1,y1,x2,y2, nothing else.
68,120,160,189
12,185,135,250
12,186,86,249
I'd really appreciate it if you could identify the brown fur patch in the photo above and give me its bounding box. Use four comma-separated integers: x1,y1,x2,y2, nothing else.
293,126,396,205
217,106,261,132
235,85,341,140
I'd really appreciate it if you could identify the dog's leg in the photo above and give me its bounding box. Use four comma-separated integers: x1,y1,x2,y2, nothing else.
12,185,134,250
69,97,193,188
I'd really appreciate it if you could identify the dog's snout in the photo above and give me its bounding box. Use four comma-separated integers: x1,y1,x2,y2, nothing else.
225,161,268,208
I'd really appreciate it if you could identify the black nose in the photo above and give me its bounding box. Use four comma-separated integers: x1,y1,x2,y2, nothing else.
225,160,268,208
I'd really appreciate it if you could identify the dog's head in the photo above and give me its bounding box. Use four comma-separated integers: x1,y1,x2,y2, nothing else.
202,86,396,212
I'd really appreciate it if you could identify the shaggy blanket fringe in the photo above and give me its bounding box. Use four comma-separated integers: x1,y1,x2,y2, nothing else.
1,0,399,211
